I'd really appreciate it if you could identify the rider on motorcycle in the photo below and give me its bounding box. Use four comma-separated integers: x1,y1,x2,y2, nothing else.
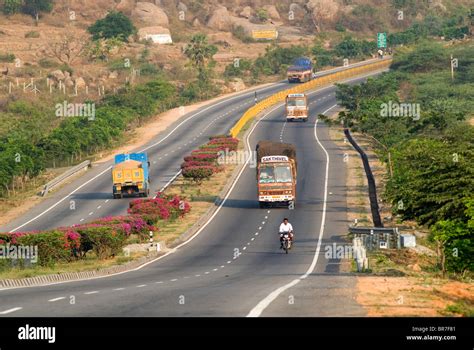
279,218,294,249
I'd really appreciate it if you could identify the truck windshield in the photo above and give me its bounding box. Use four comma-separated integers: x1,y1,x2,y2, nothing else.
259,165,292,183
287,99,306,107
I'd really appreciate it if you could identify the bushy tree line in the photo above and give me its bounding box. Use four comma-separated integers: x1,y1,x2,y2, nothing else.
0,77,206,197
336,42,474,274
224,39,378,80
1,0,53,18
388,13,470,46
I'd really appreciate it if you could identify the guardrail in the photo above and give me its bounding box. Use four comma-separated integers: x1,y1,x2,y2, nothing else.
349,225,401,250
41,160,91,196
229,58,392,137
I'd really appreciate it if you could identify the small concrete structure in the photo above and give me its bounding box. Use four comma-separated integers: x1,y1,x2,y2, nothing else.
400,233,416,248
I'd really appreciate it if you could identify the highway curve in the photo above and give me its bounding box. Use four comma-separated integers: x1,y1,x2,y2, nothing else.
2,82,290,233
0,71,385,316
2,59,384,235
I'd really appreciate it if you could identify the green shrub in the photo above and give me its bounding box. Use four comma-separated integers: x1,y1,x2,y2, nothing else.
22,0,53,18
2,0,22,15
182,166,214,181
16,231,75,266
390,42,448,73
231,25,254,43
38,58,57,68
77,226,127,259
139,63,160,76
0,53,15,63
88,11,137,42
25,31,40,38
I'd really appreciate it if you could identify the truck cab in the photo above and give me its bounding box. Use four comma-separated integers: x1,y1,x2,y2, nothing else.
285,93,308,122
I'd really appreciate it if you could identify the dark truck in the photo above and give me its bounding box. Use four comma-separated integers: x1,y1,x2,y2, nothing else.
256,141,297,208
287,57,313,83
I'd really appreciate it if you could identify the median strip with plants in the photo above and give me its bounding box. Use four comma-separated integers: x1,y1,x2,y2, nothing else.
0,135,240,279
0,193,190,269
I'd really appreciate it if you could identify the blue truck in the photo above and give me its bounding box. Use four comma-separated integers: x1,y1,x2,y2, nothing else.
112,153,150,199
287,57,313,83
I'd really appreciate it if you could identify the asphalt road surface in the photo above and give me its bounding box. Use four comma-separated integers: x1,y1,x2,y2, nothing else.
0,71,385,316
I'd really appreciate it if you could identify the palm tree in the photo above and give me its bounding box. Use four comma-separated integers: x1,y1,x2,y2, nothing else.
184,34,217,83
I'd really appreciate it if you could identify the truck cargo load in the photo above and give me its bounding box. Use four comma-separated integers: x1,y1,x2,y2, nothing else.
112,153,150,199
256,141,297,208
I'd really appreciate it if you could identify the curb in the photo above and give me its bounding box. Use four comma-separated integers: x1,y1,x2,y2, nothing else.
0,252,163,289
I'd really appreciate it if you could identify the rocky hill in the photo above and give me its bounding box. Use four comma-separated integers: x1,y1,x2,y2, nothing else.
0,0,471,96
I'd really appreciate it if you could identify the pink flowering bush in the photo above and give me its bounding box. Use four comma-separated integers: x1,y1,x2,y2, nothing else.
182,166,214,181
128,194,191,223
11,230,77,266
182,137,240,181
89,215,156,241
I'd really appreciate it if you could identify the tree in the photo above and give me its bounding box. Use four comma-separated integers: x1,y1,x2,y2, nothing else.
334,37,361,58
88,11,137,42
2,0,22,15
46,34,88,65
255,9,269,23
390,42,448,73
184,34,217,83
22,0,53,24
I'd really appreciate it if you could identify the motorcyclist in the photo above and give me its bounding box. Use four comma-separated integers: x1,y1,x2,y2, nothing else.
279,218,294,249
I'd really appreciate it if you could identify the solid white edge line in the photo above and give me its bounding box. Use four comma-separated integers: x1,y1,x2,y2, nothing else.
9,165,112,233
246,105,336,317
7,82,287,233
0,70,386,292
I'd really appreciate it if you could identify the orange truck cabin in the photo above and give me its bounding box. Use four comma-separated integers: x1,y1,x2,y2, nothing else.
285,93,308,122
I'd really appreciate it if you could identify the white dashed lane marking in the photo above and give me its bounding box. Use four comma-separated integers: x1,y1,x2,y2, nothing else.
0,307,22,315
84,291,99,295
48,297,65,302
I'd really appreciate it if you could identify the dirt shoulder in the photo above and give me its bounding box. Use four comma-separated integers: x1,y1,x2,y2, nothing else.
326,111,474,317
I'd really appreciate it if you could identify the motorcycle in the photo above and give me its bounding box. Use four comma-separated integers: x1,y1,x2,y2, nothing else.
280,232,293,254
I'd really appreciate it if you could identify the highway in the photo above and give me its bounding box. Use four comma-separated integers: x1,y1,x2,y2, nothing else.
2,81,291,233
0,71,385,316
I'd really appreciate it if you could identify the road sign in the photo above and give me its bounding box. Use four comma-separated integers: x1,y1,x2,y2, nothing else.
251,29,278,40
377,33,387,48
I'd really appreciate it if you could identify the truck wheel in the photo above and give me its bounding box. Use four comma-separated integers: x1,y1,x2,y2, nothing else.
259,202,266,209
303,118,307,122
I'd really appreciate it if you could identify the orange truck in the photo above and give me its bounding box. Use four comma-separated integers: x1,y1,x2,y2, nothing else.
285,93,308,122
256,141,297,208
